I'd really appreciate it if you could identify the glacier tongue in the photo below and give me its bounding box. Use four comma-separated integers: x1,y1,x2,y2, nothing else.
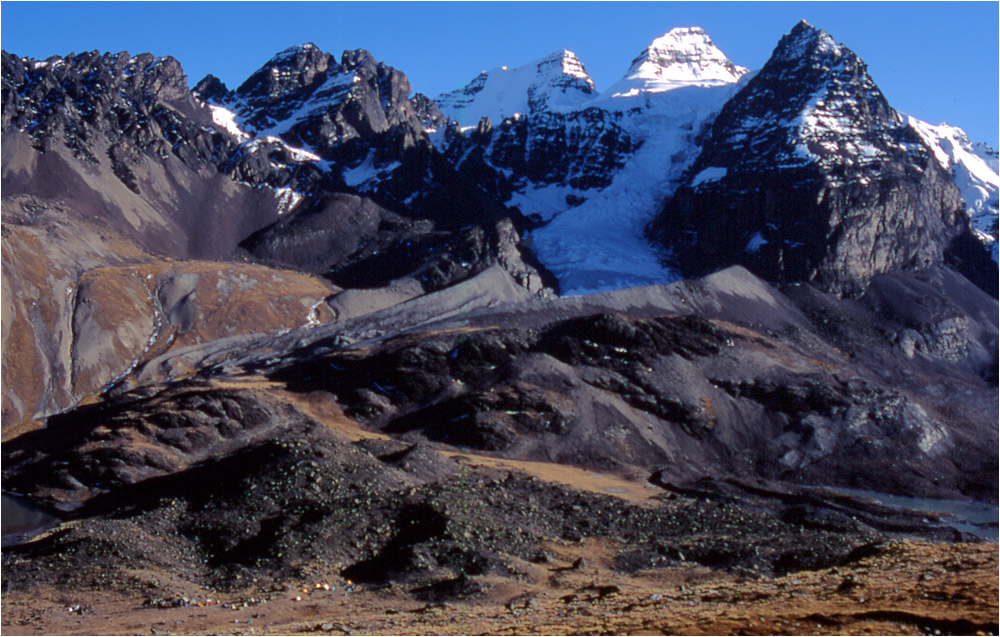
531,82,743,295
513,27,746,295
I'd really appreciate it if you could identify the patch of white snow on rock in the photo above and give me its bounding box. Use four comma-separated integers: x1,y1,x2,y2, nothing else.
208,105,250,141
909,117,1000,263
692,166,728,187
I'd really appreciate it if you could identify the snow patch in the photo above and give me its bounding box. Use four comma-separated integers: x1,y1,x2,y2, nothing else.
343,152,401,187
745,232,768,252
251,71,357,139
209,105,250,140
691,166,727,186
507,183,588,222
239,136,321,164
436,50,597,126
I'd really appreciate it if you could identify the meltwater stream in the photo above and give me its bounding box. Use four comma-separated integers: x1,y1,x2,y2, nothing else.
829,488,999,540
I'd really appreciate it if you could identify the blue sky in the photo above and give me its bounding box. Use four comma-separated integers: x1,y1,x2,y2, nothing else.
2,2,997,144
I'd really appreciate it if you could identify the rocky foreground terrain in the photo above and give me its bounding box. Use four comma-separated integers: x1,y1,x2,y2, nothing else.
2,537,997,635
2,19,997,636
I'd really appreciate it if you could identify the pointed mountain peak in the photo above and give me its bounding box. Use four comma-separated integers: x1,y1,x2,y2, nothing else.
435,49,597,126
686,20,897,181
771,20,846,64
340,48,379,73
268,43,324,64
236,44,335,99
192,74,231,103
610,26,747,96
535,49,596,92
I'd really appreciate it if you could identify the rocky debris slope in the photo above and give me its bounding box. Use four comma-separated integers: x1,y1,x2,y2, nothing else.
0,380,968,598
5,266,995,510
647,21,983,298
3,538,996,636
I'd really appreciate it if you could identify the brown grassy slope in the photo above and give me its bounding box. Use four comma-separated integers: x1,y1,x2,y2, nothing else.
2,194,337,435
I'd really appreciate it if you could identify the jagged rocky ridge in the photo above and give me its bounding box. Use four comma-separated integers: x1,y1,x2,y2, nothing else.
1,44,550,426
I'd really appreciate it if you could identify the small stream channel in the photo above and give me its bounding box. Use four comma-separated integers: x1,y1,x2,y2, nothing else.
824,487,998,540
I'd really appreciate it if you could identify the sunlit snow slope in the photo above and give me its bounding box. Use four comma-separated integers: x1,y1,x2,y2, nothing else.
909,118,999,263
436,50,597,125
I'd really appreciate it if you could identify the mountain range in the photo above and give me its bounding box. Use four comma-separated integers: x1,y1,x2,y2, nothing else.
1,20,997,616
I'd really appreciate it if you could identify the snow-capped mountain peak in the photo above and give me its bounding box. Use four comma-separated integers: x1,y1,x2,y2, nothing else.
607,26,747,97
545,49,596,90
435,49,597,126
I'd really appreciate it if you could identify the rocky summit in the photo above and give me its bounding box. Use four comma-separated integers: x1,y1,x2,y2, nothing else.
1,19,997,636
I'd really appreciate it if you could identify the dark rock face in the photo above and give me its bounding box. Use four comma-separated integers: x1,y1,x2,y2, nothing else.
411,92,448,127
190,73,231,104
222,44,424,165
238,192,412,274
324,217,553,293
421,50,636,209
648,21,969,297
241,193,549,295
481,108,637,196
